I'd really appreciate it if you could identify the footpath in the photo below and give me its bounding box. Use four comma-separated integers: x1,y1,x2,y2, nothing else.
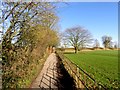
30,53,75,89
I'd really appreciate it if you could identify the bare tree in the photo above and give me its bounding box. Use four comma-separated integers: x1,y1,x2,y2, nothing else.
64,26,92,53
102,35,112,49
114,41,118,49
109,41,114,48
94,39,100,49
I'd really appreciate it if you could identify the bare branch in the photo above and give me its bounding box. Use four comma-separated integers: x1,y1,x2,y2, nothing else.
64,26,93,53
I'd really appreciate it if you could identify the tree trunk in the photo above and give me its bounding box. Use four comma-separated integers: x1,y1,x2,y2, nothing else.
74,47,78,53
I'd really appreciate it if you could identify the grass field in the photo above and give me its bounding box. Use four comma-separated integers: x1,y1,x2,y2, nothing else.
64,50,118,88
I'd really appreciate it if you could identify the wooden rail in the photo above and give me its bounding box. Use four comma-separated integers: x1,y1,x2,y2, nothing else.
58,53,106,89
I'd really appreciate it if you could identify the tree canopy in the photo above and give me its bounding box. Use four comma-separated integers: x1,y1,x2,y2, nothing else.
64,26,92,53
1,2,59,88
102,35,112,49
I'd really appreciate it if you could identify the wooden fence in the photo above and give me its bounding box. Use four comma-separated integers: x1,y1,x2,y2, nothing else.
58,53,106,89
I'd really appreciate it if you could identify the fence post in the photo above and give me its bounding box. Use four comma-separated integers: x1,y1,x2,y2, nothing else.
98,84,102,89
75,73,78,88
70,68,73,77
84,73,86,86
93,81,97,89
77,66,79,88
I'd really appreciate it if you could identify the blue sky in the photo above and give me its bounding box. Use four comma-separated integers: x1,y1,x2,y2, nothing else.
57,2,118,47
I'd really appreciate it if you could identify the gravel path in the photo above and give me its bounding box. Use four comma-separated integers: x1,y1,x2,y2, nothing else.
30,53,59,88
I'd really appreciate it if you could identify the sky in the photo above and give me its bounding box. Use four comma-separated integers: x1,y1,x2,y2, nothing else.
57,2,118,47
0,1,118,47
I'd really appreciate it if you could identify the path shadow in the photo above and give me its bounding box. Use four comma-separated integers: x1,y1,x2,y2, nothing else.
56,53,77,90
39,62,60,88
38,53,77,89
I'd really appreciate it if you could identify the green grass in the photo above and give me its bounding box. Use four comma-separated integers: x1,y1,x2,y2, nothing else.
64,50,118,88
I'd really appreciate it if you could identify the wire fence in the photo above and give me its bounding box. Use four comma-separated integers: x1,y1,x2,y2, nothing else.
58,52,106,89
